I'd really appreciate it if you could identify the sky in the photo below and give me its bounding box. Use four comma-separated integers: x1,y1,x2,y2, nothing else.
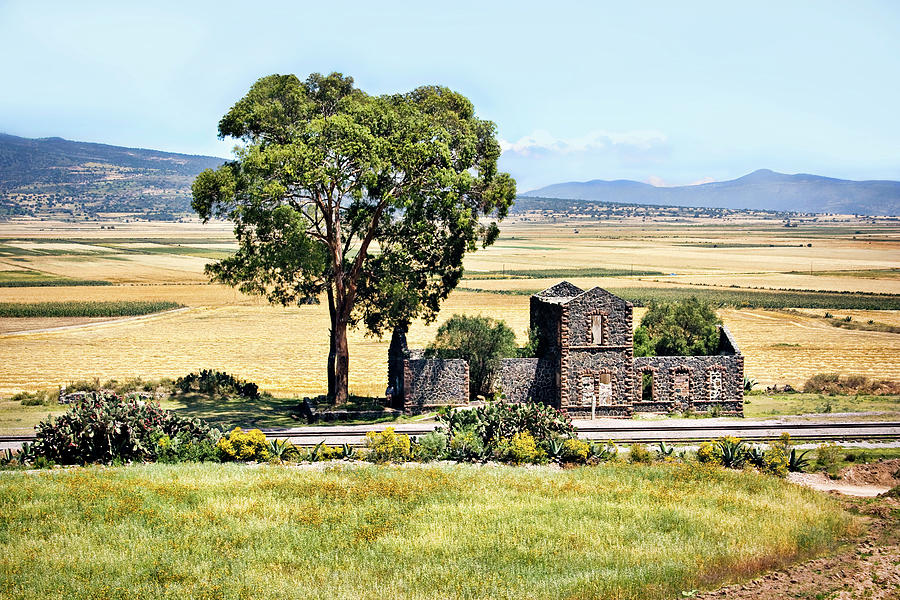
1,0,898,192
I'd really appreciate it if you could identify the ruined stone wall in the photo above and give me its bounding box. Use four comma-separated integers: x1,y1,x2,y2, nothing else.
401,358,469,415
497,358,557,405
632,353,744,415
563,348,634,417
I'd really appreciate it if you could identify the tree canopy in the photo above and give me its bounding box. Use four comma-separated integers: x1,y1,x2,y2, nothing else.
192,73,516,403
425,314,518,399
633,298,722,357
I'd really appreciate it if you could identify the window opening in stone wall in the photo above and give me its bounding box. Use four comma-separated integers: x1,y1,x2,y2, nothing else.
708,370,722,401
591,314,603,345
580,375,595,406
641,371,654,402
597,373,611,406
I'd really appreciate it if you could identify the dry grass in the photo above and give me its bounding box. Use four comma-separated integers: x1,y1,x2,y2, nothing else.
0,219,897,397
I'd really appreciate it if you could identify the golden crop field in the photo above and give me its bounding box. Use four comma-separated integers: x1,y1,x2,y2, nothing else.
1,217,898,398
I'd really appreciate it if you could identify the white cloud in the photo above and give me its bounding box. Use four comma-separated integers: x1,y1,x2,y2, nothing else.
500,129,668,156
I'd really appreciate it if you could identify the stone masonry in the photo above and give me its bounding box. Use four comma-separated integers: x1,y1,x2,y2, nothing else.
388,281,744,417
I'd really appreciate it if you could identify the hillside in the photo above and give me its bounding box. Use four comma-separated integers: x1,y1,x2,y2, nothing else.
0,133,224,220
525,169,900,216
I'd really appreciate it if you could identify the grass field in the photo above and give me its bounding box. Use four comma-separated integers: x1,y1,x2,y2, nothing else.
742,392,900,418
0,462,855,600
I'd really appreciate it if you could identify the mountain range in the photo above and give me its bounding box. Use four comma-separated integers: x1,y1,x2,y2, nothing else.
524,170,900,216
1,133,897,218
0,133,224,218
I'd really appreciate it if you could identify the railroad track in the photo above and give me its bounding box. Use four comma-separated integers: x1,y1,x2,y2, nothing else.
2,419,897,451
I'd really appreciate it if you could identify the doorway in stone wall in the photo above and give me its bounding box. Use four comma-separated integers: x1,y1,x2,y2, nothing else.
581,372,611,419
671,369,690,411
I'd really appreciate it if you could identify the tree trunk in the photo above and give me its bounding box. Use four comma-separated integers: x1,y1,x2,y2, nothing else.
326,285,337,401
332,317,350,405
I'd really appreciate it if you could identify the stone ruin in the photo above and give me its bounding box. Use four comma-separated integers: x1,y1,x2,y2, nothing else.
388,282,744,417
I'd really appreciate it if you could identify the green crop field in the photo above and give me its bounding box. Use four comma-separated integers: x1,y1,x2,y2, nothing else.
0,462,853,600
0,301,181,318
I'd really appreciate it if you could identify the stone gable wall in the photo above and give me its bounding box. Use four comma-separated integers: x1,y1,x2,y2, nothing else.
497,357,557,405
564,289,633,348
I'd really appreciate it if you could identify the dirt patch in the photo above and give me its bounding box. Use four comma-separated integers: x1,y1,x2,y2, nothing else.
697,486,900,599
840,458,900,487
788,472,891,497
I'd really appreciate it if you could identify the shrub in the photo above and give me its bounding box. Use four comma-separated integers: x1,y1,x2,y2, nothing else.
365,427,411,463
787,448,812,473
761,446,789,477
217,427,269,461
559,438,590,464
438,401,575,453
629,443,652,464
34,394,217,465
496,432,546,465
155,433,219,463
802,373,900,396
633,297,721,357
448,428,486,462
816,442,842,477
175,369,261,399
425,315,518,398
13,390,56,406
414,431,449,462
697,441,723,465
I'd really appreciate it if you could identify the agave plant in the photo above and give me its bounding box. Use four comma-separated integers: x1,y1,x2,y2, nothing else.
546,438,565,460
743,377,758,392
309,441,326,462
788,448,812,473
716,437,746,469
267,438,294,461
656,441,674,459
745,445,766,469
588,441,618,462
341,443,356,459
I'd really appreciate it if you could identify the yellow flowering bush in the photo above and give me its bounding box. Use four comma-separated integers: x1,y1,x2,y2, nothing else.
217,427,269,461
559,438,590,464
696,441,723,465
761,446,788,477
497,431,546,465
365,427,411,463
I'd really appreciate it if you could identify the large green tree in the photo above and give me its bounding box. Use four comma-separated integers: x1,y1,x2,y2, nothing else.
633,297,722,357
192,73,516,404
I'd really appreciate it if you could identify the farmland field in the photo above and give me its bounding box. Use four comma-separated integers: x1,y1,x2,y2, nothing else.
0,216,897,400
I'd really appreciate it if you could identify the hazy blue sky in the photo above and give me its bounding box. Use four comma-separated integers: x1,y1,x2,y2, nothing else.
1,0,898,191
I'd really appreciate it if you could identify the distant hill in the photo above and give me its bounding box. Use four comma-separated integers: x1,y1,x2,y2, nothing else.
524,169,900,216
0,133,224,219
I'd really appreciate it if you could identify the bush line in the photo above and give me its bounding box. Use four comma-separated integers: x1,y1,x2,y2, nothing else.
0,300,182,318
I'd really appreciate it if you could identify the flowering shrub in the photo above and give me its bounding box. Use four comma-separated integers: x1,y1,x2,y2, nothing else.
34,394,217,465
761,446,788,477
559,438,590,464
696,441,722,465
154,433,219,463
217,427,269,461
365,427,411,463
496,432,546,465
438,401,575,452
628,443,652,464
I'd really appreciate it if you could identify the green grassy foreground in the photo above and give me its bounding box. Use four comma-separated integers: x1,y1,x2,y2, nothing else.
0,463,854,600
